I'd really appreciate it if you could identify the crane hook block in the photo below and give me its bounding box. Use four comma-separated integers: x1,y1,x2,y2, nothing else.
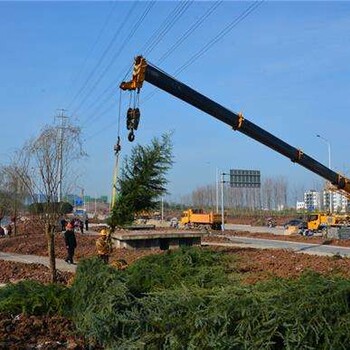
126,108,133,130
134,108,141,130
126,108,141,131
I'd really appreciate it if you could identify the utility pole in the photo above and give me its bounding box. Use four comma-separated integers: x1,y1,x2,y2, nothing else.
111,136,121,210
221,172,225,231
216,167,219,213
55,109,68,203
161,197,164,222
220,172,230,232
316,134,332,213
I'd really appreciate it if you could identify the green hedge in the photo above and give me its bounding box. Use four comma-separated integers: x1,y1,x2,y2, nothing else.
69,249,350,349
0,280,70,316
2,249,350,349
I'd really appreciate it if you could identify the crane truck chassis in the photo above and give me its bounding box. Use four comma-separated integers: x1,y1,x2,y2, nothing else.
120,56,350,214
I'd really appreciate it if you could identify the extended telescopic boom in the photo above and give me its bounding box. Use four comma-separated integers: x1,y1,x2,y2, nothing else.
120,56,350,195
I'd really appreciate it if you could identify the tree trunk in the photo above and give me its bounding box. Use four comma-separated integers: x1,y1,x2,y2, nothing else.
46,223,57,283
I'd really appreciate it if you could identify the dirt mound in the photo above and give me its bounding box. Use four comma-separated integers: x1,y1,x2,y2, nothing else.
0,313,100,349
206,246,350,284
0,261,72,285
0,233,161,267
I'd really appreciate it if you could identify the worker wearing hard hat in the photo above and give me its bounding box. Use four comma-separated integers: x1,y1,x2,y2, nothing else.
96,228,113,264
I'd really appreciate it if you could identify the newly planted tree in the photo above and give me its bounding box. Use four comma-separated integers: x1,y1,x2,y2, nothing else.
109,133,173,228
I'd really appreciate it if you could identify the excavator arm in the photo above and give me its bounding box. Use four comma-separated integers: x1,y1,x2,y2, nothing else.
120,55,350,195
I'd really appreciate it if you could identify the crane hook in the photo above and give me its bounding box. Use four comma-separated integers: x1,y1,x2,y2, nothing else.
128,130,135,142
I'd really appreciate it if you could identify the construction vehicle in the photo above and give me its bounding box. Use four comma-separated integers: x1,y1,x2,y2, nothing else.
120,56,350,222
180,209,222,230
306,213,350,232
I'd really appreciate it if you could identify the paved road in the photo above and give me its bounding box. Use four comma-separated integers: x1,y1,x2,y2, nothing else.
0,252,76,272
224,224,286,235
206,235,350,257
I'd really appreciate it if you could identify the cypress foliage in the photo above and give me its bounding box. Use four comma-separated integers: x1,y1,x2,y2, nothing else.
109,133,174,228
70,251,350,350
0,280,70,316
2,249,350,349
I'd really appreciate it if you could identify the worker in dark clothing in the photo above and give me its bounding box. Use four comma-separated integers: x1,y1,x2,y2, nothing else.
64,223,77,264
85,217,89,231
60,218,67,232
79,219,84,234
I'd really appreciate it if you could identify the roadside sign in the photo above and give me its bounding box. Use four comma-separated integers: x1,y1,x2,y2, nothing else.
230,169,261,188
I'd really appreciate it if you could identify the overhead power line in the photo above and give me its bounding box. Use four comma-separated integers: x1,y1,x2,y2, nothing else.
85,1,264,141
61,1,118,108
142,0,264,104
174,0,264,76
80,0,192,128
71,1,156,116
156,0,222,65
143,0,193,57
67,1,139,111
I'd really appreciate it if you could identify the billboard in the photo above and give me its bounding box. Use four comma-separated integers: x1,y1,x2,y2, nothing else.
230,169,261,188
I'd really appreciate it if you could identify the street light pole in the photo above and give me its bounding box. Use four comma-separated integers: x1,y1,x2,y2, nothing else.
316,134,332,212
221,171,225,231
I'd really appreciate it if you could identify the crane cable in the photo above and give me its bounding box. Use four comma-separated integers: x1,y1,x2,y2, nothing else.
67,1,139,112
111,89,123,209
84,67,134,139
79,0,190,126
142,0,265,104
72,1,156,116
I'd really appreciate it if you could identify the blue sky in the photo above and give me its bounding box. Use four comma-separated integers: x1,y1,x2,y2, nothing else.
1,1,350,202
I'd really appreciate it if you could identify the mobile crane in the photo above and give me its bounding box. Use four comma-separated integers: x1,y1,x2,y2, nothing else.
120,56,350,203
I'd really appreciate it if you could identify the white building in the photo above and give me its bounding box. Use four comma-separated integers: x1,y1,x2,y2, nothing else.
296,201,305,211
304,190,321,211
323,191,349,213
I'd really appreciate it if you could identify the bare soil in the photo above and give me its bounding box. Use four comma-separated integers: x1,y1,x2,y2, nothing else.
217,230,350,247
0,313,101,349
2,231,350,348
0,233,160,265
0,260,72,285
226,246,350,284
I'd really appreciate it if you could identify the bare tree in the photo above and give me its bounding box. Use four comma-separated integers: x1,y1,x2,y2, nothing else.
9,123,85,282
0,165,28,233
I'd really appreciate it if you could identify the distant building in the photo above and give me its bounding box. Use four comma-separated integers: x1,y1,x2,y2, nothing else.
304,190,321,211
99,195,108,203
296,201,305,211
323,191,349,213
297,189,349,213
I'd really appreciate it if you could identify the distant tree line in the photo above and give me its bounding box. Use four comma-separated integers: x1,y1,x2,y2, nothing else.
180,176,291,211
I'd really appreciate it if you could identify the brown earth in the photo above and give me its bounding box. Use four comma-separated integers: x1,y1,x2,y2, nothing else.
0,233,160,265
224,246,350,284
217,230,350,247
0,260,72,285
0,313,101,350
3,231,350,348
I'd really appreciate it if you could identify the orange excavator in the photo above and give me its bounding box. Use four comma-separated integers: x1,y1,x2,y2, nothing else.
120,56,350,199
